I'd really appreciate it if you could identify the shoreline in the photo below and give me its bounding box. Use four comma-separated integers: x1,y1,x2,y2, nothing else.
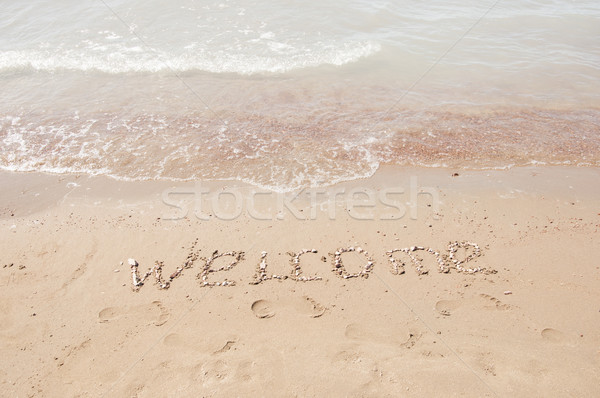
2,164,599,213
3,106,600,193
1,165,599,396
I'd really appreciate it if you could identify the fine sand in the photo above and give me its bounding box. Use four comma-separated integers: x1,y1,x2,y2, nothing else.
0,166,599,397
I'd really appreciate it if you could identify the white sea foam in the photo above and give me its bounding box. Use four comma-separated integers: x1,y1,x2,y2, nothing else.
0,40,381,75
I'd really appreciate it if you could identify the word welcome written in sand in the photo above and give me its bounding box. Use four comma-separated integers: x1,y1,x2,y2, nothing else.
128,240,492,291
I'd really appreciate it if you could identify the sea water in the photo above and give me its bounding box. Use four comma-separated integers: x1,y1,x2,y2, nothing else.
1,0,599,191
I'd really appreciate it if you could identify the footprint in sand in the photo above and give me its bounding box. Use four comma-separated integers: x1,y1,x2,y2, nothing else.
98,300,170,326
163,333,189,347
290,296,326,318
435,293,513,316
344,323,420,348
251,300,276,319
213,339,237,354
200,359,231,385
541,328,566,343
251,296,325,319
434,300,462,316
163,332,238,355
479,294,512,310
235,359,256,382
331,349,378,375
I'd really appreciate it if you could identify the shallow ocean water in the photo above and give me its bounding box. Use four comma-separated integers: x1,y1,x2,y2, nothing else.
1,0,599,191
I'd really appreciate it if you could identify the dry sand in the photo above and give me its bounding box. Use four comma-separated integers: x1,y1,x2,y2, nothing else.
1,166,599,397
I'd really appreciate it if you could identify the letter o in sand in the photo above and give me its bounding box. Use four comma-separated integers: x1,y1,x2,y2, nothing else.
331,246,374,279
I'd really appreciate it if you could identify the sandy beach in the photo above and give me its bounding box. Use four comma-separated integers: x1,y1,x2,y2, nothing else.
1,165,599,397
3,1,600,396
